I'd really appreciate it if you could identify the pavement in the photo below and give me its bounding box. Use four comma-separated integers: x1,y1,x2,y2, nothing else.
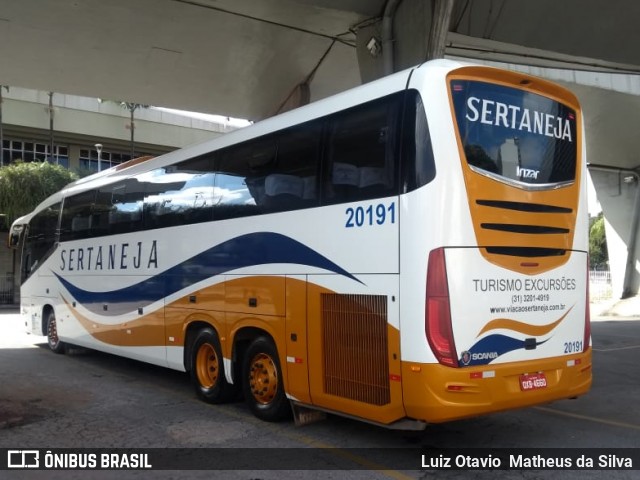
590,295,640,319
1,299,639,479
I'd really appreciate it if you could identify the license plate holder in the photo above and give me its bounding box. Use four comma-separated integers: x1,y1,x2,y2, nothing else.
519,372,547,391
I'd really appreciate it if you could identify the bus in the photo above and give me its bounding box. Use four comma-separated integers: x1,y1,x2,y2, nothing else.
8,59,591,429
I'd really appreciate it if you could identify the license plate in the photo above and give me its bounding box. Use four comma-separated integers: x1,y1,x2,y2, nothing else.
519,373,547,391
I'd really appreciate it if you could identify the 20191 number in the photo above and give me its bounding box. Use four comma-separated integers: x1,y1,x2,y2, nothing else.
345,202,396,228
564,341,583,354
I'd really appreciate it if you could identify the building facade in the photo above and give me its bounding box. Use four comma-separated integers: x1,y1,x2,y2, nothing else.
0,87,242,304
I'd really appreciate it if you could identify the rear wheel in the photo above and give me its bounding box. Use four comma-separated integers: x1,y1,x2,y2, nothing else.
243,336,290,422
190,327,236,403
45,309,65,354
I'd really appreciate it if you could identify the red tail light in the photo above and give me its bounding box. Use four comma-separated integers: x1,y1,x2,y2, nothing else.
583,259,591,352
425,248,458,367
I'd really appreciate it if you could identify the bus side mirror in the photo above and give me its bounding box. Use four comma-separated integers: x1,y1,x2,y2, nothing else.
7,224,24,249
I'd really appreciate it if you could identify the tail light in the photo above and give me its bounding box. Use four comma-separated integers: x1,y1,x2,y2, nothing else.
425,248,458,367
583,258,591,352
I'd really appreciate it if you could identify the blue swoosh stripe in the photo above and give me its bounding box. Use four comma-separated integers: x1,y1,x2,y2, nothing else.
460,334,549,366
55,232,360,316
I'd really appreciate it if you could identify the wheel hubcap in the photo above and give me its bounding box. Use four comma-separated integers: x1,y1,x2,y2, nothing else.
196,343,219,389
248,353,278,405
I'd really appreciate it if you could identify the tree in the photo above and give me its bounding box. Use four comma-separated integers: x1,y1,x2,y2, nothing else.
589,212,608,269
0,161,77,230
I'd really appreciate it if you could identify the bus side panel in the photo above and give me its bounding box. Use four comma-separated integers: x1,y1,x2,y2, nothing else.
22,267,59,336
306,274,405,425
283,275,310,403
61,294,168,367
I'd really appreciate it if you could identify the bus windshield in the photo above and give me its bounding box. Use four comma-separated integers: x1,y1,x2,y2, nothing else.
451,80,577,188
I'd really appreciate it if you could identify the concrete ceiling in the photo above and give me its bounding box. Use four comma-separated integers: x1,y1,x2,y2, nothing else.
569,83,640,172
447,0,640,71
0,0,639,127
0,0,381,120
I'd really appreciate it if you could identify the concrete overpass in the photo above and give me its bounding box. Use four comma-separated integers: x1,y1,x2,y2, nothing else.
1,0,640,298
2,0,639,119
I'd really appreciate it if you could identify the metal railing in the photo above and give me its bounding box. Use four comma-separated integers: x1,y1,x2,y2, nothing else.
0,273,15,304
590,268,612,302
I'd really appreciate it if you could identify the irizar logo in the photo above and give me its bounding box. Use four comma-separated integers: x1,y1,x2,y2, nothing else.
517,166,540,180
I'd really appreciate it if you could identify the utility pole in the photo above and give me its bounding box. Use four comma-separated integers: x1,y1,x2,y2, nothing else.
124,102,139,159
48,92,55,163
0,86,7,167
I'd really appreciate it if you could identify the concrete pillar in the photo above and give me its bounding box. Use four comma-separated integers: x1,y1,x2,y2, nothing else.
426,0,455,60
355,0,454,82
589,168,640,298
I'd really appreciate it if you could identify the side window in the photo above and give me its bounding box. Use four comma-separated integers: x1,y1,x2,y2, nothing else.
401,90,436,192
22,203,60,281
91,185,114,237
70,180,146,238
60,191,96,242
213,138,275,220
108,179,145,234
323,94,401,205
263,122,321,213
143,156,214,229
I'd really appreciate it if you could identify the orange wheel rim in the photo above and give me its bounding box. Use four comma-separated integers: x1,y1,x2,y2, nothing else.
196,343,219,389
248,353,278,405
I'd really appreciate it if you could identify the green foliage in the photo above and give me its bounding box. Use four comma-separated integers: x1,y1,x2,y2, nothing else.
589,212,608,268
0,161,77,229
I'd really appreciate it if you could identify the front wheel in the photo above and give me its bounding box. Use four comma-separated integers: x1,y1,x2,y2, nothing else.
45,309,65,354
190,327,236,403
242,337,290,422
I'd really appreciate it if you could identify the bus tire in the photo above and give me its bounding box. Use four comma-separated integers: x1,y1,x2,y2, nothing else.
45,309,65,354
242,336,290,422
190,327,236,404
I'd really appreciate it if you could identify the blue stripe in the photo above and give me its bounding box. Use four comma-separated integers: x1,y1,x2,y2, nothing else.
55,232,361,316
460,334,549,366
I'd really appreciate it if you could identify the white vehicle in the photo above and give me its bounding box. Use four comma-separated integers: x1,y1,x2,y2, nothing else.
9,59,591,429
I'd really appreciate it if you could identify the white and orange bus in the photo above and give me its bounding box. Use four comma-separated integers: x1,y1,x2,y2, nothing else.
8,59,591,429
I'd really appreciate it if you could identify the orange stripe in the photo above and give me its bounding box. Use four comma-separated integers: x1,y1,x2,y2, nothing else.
477,305,573,337
62,296,165,347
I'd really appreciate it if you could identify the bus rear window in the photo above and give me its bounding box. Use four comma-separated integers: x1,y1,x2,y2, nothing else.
450,80,577,188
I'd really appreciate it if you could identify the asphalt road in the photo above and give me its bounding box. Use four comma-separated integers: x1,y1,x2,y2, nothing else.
1,309,639,479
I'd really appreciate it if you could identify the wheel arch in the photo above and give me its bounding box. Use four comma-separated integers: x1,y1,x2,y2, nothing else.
232,326,278,388
184,319,285,388
183,319,220,373
41,304,55,336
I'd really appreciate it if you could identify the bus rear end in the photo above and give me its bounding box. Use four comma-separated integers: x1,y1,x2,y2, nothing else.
401,64,591,423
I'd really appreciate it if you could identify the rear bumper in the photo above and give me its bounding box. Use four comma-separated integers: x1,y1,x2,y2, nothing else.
402,349,592,423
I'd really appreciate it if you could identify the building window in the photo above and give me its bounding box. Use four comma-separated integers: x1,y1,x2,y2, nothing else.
1,140,69,167
79,148,137,172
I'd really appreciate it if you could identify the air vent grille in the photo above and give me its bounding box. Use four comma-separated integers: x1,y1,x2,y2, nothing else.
321,294,390,406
